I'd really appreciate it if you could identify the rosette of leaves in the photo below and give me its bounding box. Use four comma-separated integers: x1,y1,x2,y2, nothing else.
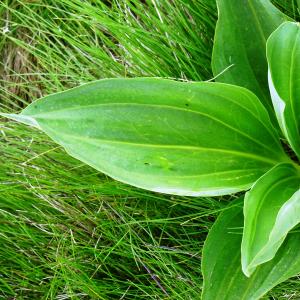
1,0,300,299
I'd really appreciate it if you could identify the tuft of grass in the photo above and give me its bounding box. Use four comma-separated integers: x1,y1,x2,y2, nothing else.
0,0,216,110
0,122,224,299
0,0,300,299
273,0,300,19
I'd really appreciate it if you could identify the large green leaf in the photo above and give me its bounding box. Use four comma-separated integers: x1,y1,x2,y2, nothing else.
212,0,289,118
202,198,300,300
267,21,300,159
242,163,300,277
0,78,287,196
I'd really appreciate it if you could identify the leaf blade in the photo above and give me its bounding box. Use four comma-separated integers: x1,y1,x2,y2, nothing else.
202,197,300,300
242,163,300,277
267,21,300,158
1,78,287,196
212,0,289,118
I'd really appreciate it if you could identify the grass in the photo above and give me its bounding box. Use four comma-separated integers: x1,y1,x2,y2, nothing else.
0,0,300,299
1,123,225,299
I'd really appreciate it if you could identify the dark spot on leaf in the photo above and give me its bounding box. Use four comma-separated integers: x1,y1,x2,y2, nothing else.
144,162,150,166
185,103,189,107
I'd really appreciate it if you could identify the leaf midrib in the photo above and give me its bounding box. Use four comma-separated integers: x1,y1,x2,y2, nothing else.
49,131,279,166
27,102,281,157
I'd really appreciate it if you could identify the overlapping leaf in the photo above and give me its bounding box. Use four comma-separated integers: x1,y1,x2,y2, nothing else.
202,198,300,300
212,0,289,119
267,21,300,158
0,78,287,196
242,163,300,277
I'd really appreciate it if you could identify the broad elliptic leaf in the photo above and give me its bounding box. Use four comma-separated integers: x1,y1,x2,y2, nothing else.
267,22,300,159
242,163,300,277
202,198,300,300
212,0,289,118
0,78,287,196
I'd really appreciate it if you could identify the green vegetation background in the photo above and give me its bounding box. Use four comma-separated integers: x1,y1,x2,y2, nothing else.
0,0,299,299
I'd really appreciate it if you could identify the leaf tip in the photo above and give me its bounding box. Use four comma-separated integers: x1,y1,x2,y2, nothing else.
241,261,254,278
241,249,256,278
0,112,40,129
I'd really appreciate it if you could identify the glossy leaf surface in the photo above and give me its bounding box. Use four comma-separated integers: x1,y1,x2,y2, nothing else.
0,78,286,196
212,0,289,117
202,198,300,300
267,21,300,158
242,163,300,277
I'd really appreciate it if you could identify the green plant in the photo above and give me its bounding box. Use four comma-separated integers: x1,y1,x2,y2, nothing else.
1,0,300,299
